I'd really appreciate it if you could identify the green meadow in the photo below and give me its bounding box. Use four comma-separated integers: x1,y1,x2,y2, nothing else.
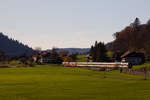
0,64,150,100
133,62,150,69
76,54,88,62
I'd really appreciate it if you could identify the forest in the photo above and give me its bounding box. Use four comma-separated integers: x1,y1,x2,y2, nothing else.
107,18,150,60
90,18,150,61
0,33,33,57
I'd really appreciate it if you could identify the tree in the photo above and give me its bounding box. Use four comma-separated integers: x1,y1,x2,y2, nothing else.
90,41,107,62
108,17,150,62
133,17,140,29
109,18,144,52
145,41,150,60
63,56,72,62
51,47,59,59
69,54,77,61
0,50,6,61
58,50,68,57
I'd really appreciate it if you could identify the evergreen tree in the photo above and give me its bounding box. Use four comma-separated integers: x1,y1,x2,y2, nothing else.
133,17,140,30
90,41,107,62
133,18,140,27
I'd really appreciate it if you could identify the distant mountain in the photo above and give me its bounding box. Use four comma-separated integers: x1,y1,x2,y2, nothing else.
59,48,90,54
46,48,90,54
0,32,33,57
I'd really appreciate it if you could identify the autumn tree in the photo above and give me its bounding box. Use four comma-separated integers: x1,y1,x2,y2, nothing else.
108,18,150,61
63,56,72,62
58,50,68,58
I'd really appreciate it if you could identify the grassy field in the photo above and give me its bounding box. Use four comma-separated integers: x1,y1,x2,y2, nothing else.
0,64,150,100
76,54,88,62
133,62,150,69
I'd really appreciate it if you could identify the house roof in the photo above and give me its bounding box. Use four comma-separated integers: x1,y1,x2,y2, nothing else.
121,51,145,58
121,51,131,58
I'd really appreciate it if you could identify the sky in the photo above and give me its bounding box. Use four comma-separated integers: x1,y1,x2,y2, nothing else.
0,0,150,50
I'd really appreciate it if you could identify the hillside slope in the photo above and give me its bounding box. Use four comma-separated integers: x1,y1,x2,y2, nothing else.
0,32,33,57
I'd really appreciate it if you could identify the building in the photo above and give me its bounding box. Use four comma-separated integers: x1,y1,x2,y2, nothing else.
121,51,145,65
32,51,62,64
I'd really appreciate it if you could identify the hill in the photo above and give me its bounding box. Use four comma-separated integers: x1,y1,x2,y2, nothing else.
108,18,150,59
0,32,33,57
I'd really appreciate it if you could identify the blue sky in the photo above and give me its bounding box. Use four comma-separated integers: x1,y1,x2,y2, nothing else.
0,0,150,50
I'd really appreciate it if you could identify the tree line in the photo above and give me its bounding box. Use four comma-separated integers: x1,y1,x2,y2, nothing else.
0,32,33,57
108,18,150,60
90,41,108,62
90,18,150,61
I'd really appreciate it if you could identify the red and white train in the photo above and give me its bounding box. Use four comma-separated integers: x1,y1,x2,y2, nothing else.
62,62,129,68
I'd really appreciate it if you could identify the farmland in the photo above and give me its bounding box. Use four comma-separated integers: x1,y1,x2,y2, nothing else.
76,54,88,62
0,64,150,100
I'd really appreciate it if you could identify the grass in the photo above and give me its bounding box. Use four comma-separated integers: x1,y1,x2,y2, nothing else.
133,62,150,69
0,60,24,68
76,54,88,62
0,64,150,100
